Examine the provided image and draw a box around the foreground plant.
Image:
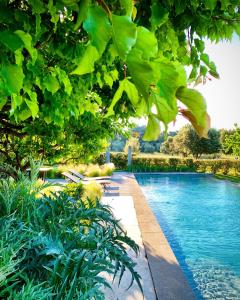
[0,170,141,299]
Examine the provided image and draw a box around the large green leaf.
[112,15,137,59]
[28,0,46,14]
[1,64,24,94]
[0,30,23,51]
[153,93,178,126]
[126,49,159,99]
[15,30,37,64]
[133,27,158,59]
[157,60,186,109]
[70,44,99,75]
[143,115,160,141]
[83,6,111,55]
[176,86,207,128]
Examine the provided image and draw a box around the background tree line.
[110,124,240,158]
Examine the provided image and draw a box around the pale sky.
[170,36,240,130]
[137,37,240,131]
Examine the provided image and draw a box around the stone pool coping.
[110,172,195,300]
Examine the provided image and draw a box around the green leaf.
[133,27,158,59]
[11,93,23,110]
[176,87,207,127]
[143,115,160,141]
[105,81,125,117]
[194,39,205,53]
[105,78,138,116]
[200,53,210,66]
[126,49,159,99]
[153,93,178,125]
[70,44,99,75]
[74,0,90,30]
[104,73,114,88]
[83,6,111,55]
[112,15,137,59]
[1,64,24,94]
[150,3,169,30]
[0,98,7,110]
[204,0,217,11]
[120,0,133,17]
[18,108,32,121]
[122,79,139,105]
[56,68,72,95]
[181,109,211,138]
[28,0,46,14]
[0,30,23,51]
[24,88,39,117]
[43,74,60,94]
[15,30,38,64]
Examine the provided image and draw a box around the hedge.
[96,153,240,176]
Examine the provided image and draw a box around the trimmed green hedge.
[97,153,240,176]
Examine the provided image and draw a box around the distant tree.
[172,125,193,157]
[141,142,155,153]
[161,136,175,155]
[170,125,221,158]
[223,125,240,157]
[110,139,126,152]
[124,136,140,154]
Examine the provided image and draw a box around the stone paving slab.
[102,196,156,300]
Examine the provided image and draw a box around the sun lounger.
[62,172,111,190]
[69,169,111,181]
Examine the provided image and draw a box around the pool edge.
[125,172,196,300]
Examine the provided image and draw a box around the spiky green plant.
[0,165,142,299]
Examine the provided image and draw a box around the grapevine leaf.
[83,6,111,55]
[15,30,38,64]
[0,30,23,51]
[70,44,99,75]
[18,108,32,121]
[112,15,137,59]
[143,115,160,141]
[1,64,24,94]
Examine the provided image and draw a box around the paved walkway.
[104,172,195,300]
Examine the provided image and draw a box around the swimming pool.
[136,173,240,300]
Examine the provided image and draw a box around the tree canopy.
[0,0,239,168]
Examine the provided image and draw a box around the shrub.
[63,182,84,199]
[0,168,142,299]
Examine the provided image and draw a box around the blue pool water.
[136,173,240,300]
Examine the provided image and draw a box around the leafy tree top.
[0,0,239,140]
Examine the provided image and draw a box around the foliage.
[162,125,221,158]
[63,181,84,199]
[124,136,140,154]
[0,168,141,299]
[1,0,239,154]
[222,124,240,157]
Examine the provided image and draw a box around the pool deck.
[106,172,196,300]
